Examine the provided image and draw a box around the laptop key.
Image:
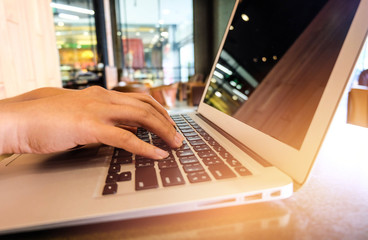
[187,172,211,183]
[208,164,236,179]
[158,159,178,169]
[188,139,206,146]
[114,149,132,158]
[176,143,191,151]
[179,155,199,164]
[136,159,155,168]
[109,164,121,173]
[111,157,132,165]
[183,163,204,173]
[183,132,198,137]
[235,166,252,176]
[219,151,233,159]
[103,183,118,195]
[160,168,185,187]
[106,173,118,183]
[193,144,211,152]
[227,158,242,167]
[118,171,132,181]
[135,167,159,190]
[202,156,223,165]
[186,135,202,141]
[197,150,217,158]
[176,149,194,157]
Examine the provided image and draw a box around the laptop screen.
[203,0,360,149]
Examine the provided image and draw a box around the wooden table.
[4,113,368,240]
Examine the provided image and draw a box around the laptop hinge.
[195,113,272,167]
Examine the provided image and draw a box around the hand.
[0,86,184,159]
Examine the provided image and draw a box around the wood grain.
[0,0,61,99]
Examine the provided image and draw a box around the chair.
[186,74,206,106]
[149,83,179,108]
[358,69,368,86]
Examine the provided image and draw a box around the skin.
[0,86,184,160]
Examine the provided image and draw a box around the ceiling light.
[213,71,224,79]
[50,3,95,15]
[215,91,222,98]
[241,14,249,22]
[216,63,233,75]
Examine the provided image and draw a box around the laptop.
[0,0,367,235]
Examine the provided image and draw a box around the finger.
[95,124,169,159]
[111,91,176,125]
[117,125,137,134]
[106,93,172,129]
[99,103,183,148]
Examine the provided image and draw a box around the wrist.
[0,103,24,154]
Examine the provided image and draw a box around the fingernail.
[155,148,169,159]
[175,132,184,147]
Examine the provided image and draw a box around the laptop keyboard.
[102,114,252,195]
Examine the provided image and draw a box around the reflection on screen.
[204,0,359,149]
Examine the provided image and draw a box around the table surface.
[5,115,368,240]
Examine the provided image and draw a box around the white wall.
[0,0,61,99]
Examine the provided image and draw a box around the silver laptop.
[1,0,367,234]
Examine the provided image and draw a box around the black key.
[114,148,132,158]
[141,137,150,143]
[189,139,206,146]
[162,154,175,161]
[187,172,211,183]
[208,164,236,179]
[179,155,199,164]
[111,157,132,165]
[158,159,178,169]
[186,135,202,141]
[197,150,217,158]
[118,171,132,181]
[109,164,121,173]
[160,168,185,187]
[235,166,252,176]
[135,167,159,190]
[135,155,148,161]
[219,151,233,159]
[212,145,225,152]
[193,144,211,152]
[183,132,198,137]
[202,157,223,166]
[103,183,117,195]
[106,173,118,183]
[180,128,195,133]
[207,140,219,146]
[136,159,155,168]
[176,149,194,157]
[227,158,242,167]
[183,163,204,173]
[176,143,191,151]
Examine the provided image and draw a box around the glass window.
[51,0,103,89]
[116,0,194,86]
